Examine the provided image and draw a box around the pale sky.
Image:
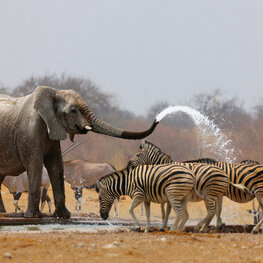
[0,0,262,115]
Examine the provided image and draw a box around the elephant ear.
[34,86,67,141]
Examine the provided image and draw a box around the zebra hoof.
[193,228,200,233]
[159,228,165,232]
[135,226,141,232]
[251,230,259,235]
[217,223,225,232]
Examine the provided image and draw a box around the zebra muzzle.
[100,210,109,220]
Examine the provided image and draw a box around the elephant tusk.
[85,125,92,131]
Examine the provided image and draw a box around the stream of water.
[156,105,236,162]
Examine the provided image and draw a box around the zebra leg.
[194,197,216,233]
[140,203,144,216]
[113,199,118,217]
[252,195,263,234]
[161,203,165,222]
[129,196,144,231]
[215,197,224,229]
[178,199,189,231]
[144,201,151,233]
[13,192,23,213]
[160,202,171,231]
[167,198,183,232]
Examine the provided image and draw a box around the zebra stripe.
[96,164,195,232]
[183,158,263,233]
[128,140,232,232]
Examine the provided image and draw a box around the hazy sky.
[0,0,262,115]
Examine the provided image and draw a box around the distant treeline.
[1,74,263,167]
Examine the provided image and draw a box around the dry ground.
[1,182,263,263]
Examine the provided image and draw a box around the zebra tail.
[230,182,254,196]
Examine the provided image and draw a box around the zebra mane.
[96,166,132,185]
[141,140,170,156]
[140,140,161,151]
[240,160,260,165]
[182,158,218,164]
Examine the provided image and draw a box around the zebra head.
[96,180,115,220]
[127,140,172,168]
[127,150,148,168]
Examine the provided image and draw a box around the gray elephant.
[0,86,159,218]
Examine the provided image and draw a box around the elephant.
[63,159,118,214]
[0,86,159,218]
[2,168,51,213]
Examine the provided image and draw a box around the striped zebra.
[183,158,263,233]
[240,161,262,224]
[128,140,248,232]
[127,141,173,220]
[96,164,195,232]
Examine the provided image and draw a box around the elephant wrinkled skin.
[0,86,159,218]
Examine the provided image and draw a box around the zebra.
[182,157,263,233]
[127,140,249,232]
[127,140,173,220]
[96,164,196,233]
[240,160,262,224]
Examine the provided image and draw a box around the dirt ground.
[1,183,263,263]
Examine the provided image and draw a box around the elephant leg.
[24,160,43,218]
[44,147,70,219]
[0,178,6,213]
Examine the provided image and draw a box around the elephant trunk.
[82,105,159,140]
[91,114,159,139]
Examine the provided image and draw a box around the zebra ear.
[96,181,103,192]
[140,140,146,149]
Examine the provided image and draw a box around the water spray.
[155,105,236,162]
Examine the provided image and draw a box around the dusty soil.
[1,182,263,263]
